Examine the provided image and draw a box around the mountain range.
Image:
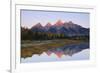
[30,20,89,36]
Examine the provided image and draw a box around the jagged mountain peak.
[35,23,42,27]
[67,21,74,24]
[31,22,43,29]
[63,21,82,29]
[45,22,52,27]
[55,19,64,26]
[30,20,89,36]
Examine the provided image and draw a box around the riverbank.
[21,39,89,58]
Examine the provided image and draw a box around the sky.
[21,10,90,28]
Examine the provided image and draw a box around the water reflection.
[45,42,89,58]
[21,42,89,63]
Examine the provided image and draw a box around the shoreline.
[21,39,89,58]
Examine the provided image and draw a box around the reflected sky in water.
[21,42,89,63]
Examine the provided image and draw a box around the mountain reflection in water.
[21,42,89,63]
[46,43,89,58]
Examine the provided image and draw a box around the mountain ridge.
[30,20,89,36]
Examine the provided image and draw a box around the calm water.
[21,42,89,63]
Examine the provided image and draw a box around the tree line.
[21,27,67,40]
[21,27,89,41]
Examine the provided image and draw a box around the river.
[21,42,89,63]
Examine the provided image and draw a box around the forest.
[21,27,89,41]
